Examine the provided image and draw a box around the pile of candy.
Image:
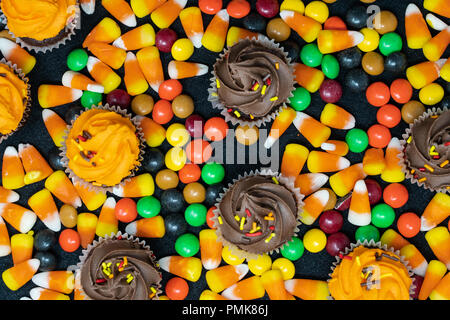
[0,0,449,301]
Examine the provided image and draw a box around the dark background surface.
[0,0,448,300]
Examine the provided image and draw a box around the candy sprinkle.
[272,177,279,184]
[265,233,275,243]
[216,79,221,88]
[269,96,278,102]
[440,160,449,168]
[424,164,434,172]
[234,110,241,118]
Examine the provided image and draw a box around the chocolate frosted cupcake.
[208,36,295,127]
[213,170,303,260]
[400,107,449,193]
[73,233,162,300]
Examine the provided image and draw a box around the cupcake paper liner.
[68,231,163,300]
[212,168,305,261]
[399,107,449,194]
[59,104,146,194]
[208,35,296,128]
[0,2,80,53]
[327,240,416,300]
[0,58,31,144]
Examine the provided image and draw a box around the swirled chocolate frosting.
[214,39,293,121]
[217,175,298,254]
[80,239,161,300]
[404,109,450,191]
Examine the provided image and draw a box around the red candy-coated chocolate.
[206,206,217,229]
[326,232,350,256]
[106,89,131,109]
[115,198,138,223]
[368,124,391,148]
[376,104,401,128]
[319,79,342,103]
[324,16,347,30]
[390,79,413,104]
[185,114,205,138]
[59,229,81,253]
[411,275,423,300]
[319,210,344,234]
[365,178,382,205]
[186,139,212,164]
[152,100,174,124]
[383,183,409,208]
[256,0,279,18]
[397,212,421,238]
[366,81,390,107]
[178,163,201,184]
[165,277,189,300]
[204,117,229,141]
[155,28,178,53]
[227,0,251,18]
[159,79,183,101]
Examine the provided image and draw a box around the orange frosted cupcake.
[63,108,141,189]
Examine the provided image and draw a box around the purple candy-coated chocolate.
[365,178,382,205]
[411,275,423,300]
[185,114,205,138]
[319,79,343,103]
[335,192,352,211]
[106,89,131,109]
[319,210,344,234]
[326,232,351,256]
[156,28,178,53]
[256,0,279,18]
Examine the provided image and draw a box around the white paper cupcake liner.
[0,58,31,144]
[399,107,449,194]
[208,35,296,128]
[212,168,305,261]
[59,104,146,193]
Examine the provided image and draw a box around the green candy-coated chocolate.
[280,237,304,261]
[355,225,380,243]
[300,43,323,67]
[345,128,369,153]
[290,87,311,111]
[379,32,402,56]
[81,91,102,109]
[137,196,161,218]
[321,54,340,79]
[67,49,89,71]
[371,203,395,228]
[175,233,200,257]
[184,203,207,227]
[201,162,225,185]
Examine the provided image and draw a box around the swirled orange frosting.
[329,247,412,300]
[1,0,77,41]
[66,109,140,187]
[0,63,28,135]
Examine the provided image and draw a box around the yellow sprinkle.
[430,152,439,156]
[218,216,223,224]
[431,115,438,118]
[356,256,361,266]
[252,83,260,91]
[234,215,240,221]
[440,160,449,168]
[418,177,427,182]
[234,110,241,118]
[150,287,156,293]
[240,216,246,230]
[265,233,275,243]
[73,139,84,151]
[249,114,254,119]
[107,262,112,267]
[272,177,279,184]
[410,169,416,174]
[108,274,114,279]
[424,164,434,172]
[123,257,128,266]
[270,96,278,102]
[264,216,274,221]
[211,92,218,97]
[261,85,267,96]
[216,79,220,88]
[430,145,436,153]
[275,62,279,70]
[407,136,412,144]
[268,212,273,217]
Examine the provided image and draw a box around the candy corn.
[405,3,432,49]
[423,26,450,61]
[300,189,330,225]
[429,272,450,300]
[158,256,202,282]
[441,58,450,82]
[317,30,364,54]
[86,56,121,94]
[425,227,450,270]
[293,112,331,148]
[425,13,448,31]
[73,180,107,211]
[423,0,450,19]
[321,140,349,156]
[87,42,127,70]
[0,186,19,203]
[261,270,295,300]
[77,212,98,249]
[83,18,121,48]
[112,173,155,198]
[0,38,36,74]
[10,232,33,265]
[363,148,386,176]
[136,46,164,93]
[226,26,258,47]
[293,63,325,93]
[348,180,371,226]
[329,163,367,197]
[419,260,447,300]
[280,10,322,43]
[380,229,410,252]
[45,171,82,208]
[18,144,53,185]
[136,116,166,147]
[124,52,149,96]
[221,276,265,300]
[80,0,96,14]
[2,258,40,291]
[102,0,137,27]
[32,271,74,295]
[113,24,156,51]
[0,217,11,257]
[62,71,104,93]
[95,197,118,237]
[180,6,204,48]
[284,279,330,300]
[307,151,350,173]
[264,107,296,149]
[294,173,329,196]
[0,203,36,233]
[38,85,83,109]
[73,270,86,300]
[42,109,67,147]
[380,137,405,183]
[29,287,70,300]
[320,103,355,130]
[205,264,249,293]
[202,9,229,53]
[199,290,228,300]
[28,189,61,232]
[281,144,309,177]
[168,61,208,79]
[406,60,446,89]
[2,146,25,190]
[400,244,428,276]
[421,193,450,231]
[199,229,222,270]
[130,0,167,18]
[151,0,187,29]
[125,216,165,238]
